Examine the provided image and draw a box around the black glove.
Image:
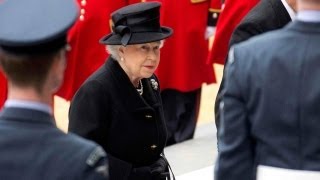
[130,157,170,180]
[130,166,152,180]
[150,157,169,180]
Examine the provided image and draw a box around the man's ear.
[49,49,66,93]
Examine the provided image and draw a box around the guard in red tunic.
[208,0,259,65]
[56,0,142,100]
[151,0,220,145]
[0,72,6,109]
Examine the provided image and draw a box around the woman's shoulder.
[86,64,110,83]
[74,68,114,101]
[81,63,116,89]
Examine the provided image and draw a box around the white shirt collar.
[4,99,52,114]
[297,11,320,22]
[281,0,296,20]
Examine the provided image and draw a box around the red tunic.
[56,0,141,100]
[0,72,7,109]
[208,0,259,65]
[209,0,222,26]
[154,0,217,92]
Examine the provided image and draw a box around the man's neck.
[282,0,296,20]
[7,86,52,106]
[298,0,320,11]
[285,0,297,12]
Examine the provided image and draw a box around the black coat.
[0,107,108,180]
[69,57,168,180]
[215,0,292,132]
[230,0,292,46]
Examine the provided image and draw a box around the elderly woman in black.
[68,2,174,180]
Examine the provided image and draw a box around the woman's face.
[119,41,161,81]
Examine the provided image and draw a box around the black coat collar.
[104,57,160,113]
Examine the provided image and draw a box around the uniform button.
[151,145,157,150]
[79,15,84,21]
[145,114,153,119]
[81,0,86,6]
[80,9,85,15]
[213,12,218,19]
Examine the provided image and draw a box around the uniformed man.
[0,0,109,179]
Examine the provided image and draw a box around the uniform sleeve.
[214,47,255,180]
[208,0,222,27]
[215,21,263,133]
[82,146,110,180]
[68,80,109,147]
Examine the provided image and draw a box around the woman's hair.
[0,49,60,93]
[106,45,121,61]
[106,40,165,61]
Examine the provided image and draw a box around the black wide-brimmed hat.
[100,2,173,46]
[0,0,79,54]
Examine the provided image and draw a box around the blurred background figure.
[214,0,296,135]
[0,73,6,109]
[215,0,320,179]
[144,0,221,146]
[0,0,108,179]
[208,0,259,66]
[56,0,141,101]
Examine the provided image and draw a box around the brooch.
[150,79,158,90]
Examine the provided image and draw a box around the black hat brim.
[99,27,173,45]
